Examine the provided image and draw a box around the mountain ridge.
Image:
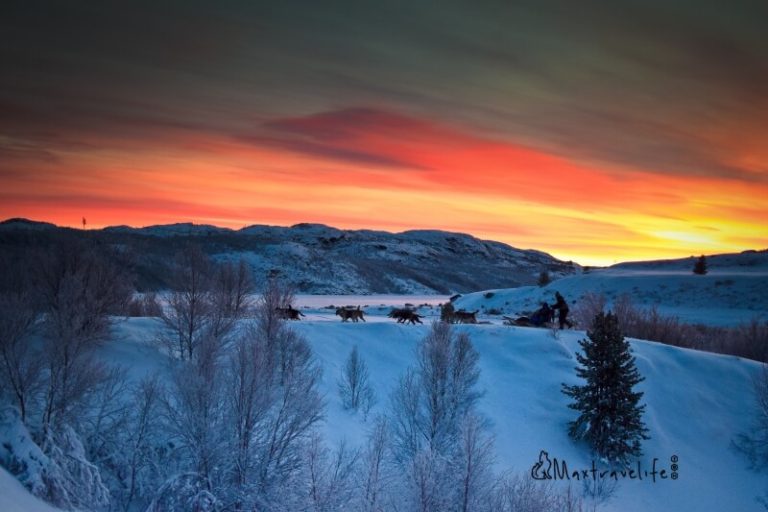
[0,218,578,294]
[3,218,764,294]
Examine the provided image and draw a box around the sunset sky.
[1,1,766,265]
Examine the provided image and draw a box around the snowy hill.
[453,250,768,327]
[0,219,579,294]
[100,315,766,511]
[0,218,58,231]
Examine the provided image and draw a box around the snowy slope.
[453,251,768,327]
[65,315,764,512]
[0,468,63,512]
[293,320,765,512]
[3,311,765,511]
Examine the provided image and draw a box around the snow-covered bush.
[0,407,110,511]
[0,407,52,499]
[0,290,41,423]
[145,473,219,512]
[45,425,110,510]
[150,281,324,510]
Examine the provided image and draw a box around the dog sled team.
[277,291,574,329]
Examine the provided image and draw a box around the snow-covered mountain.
[0,219,579,294]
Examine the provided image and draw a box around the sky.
[1,0,766,266]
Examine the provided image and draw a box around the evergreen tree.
[537,270,551,287]
[562,312,649,464]
[693,254,708,275]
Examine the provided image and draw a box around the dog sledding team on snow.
[279,291,574,328]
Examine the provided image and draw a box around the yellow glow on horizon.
[2,117,766,268]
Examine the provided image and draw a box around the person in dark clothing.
[551,292,573,329]
[529,302,552,327]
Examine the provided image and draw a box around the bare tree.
[306,434,359,512]
[161,349,226,490]
[224,331,272,507]
[388,322,488,512]
[154,281,324,510]
[159,245,213,360]
[0,290,41,422]
[357,416,393,512]
[572,292,606,330]
[159,248,256,361]
[338,345,376,415]
[407,448,451,512]
[391,322,482,461]
[390,369,423,463]
[209,259,255,343]
[417,322,481,453]
[80,366,131,467]
[34,241,132,442]
[121,375,163,512]
[453,414,495,512]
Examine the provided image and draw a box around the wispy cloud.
[1,0,766,263]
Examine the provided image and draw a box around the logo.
[530,450,679,483]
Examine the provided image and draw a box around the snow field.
[103,310,766,511]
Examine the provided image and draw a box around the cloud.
[1,0,765,184]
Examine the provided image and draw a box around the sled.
[503,315,552,328]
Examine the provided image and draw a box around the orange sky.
[2,108,765,266]
[2,2,767,266]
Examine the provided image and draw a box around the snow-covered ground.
[97,311,766,511]
[0,467,62,512]
[453,261,768,327]
[3,249,767,510]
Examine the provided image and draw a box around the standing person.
[551,291,573,329]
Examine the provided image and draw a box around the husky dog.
[454,310,478,324]
[275,306,304,320]
[388,308,423,325]
[336,306,366,322]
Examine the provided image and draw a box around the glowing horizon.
[1,2,766,267]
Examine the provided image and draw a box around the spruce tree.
[562,312,649,464]
[693,254,708,275]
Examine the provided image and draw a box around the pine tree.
[562,312,649,464]
[693,254,708,275]
[537,270,551,287]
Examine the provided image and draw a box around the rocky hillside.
[0,219,579,294]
